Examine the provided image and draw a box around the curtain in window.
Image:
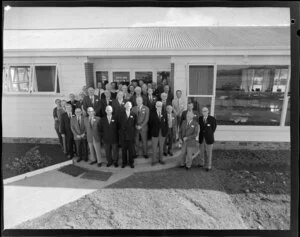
[189,66,213,95]
[261,69,272,92]
[241,69,254,92]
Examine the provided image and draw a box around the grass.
[2,143,69,179]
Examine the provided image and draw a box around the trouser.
[200,140,213,169]
[88,138,103,163]
[135,128,148,156]
[180,142,199,168]
[104,143,119,164]
[176,115,181,140]
[75,139,88,161]
[65,134,75,157]
[152,131,166,163]
[122,140,134,165]
[54,124,63,148]
[163,128,173,153]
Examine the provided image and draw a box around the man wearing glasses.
[198,107,217,171]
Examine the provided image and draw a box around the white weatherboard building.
[3,26,290,142]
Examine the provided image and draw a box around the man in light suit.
[163,105,177,156]
[84,107,103,167]
[149,101,168,166]
[119,101,137,168]
[132,96,150,159]
[198,107,217,171]
[172,90,186,140]
[70,108,88,162]
[179,112,199,170]
[60,103,76,159]
[82,87,101,117]
[99,105,120,167]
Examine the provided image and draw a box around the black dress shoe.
[186,167,191,171]
[168,152,173,156]
[114,163,119,168]
[163,152,168,156]
[133,155,137,159]
[84,159,88,162]
[122,164,126,168]
[97,163,102,167]
[89,161,97,165]
[107,162,113,167]
[144,155,149,159]
[179,165,185,168]
[159,160,165,165]
[76,158,82,162]
[206,168,212,172]
[197,164,204,168]
[130,164,134,168]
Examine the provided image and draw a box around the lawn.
[2,143,69,179]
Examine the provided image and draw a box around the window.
[215,65,288,126]
[3,65,60,94]
[113,72,130,83]
[135,71,153,83]
[189,66,214,96]
[96,71,108,84]
[157,71,170,85]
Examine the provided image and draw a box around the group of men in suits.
[54,85,217,171]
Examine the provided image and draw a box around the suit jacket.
[132,105,150,131]
[70,115,86,140]
[149,110,168,137]
[180,110,200,127]
[166,92,174,105]
[67,100,80,115]
[60,112,74,137]
[166,112,178,136]
[119,110,137,142]
[145,95,158,111]
[198,115,217,145]
[100,98,114,117]
[99,115,119,144]
[53,107,60,128]
[180,120,199,147]
[130,94,147,107]
[84,116,101,143]
[82,95,101,117]
[111,99,127,120]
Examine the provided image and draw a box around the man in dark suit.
[160,92,171,114]
[99,105,120,167]
[132,96,150,159]
[145,87,157,111]
[70,108,88,162]
[164,85,174,105]
[130,86,146,107]
[84,107,103,166]
[53,99,63,150]
[163,105,177,157]
[149,101,168,166]
[60,103,76,159]
[119,101,137,168]
[111,91,127,120]
[82,87,101,117]
[67,93,80,115]
[198,107,217,171]
[100,90,114,117]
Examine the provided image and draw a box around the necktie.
[149,95,152,102]
[177,99,180,111]
[204,117,207,123]
[158,111,161,120]
[168,114,172,128]
[90,96,94,105]
[68,113,71,119]
[108,116,111,124]
[89,117,93,127]
[78,117,81,127]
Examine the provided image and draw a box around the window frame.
[186,63,217,115]
[2,63,61,95]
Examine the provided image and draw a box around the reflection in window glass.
[215,65,288,126]
[135,72,153,83]
[113,72,130,83]
[4,66,31,92]
[188,97,211,114]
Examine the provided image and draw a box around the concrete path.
[4,147,246,229]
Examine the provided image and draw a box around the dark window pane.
[215,65,288,126]
[135,72,153,84]
[96,71,108,84]
[285,97,290,126]
[113,72,130,83]
[35,66,56,92]
[189,66,214,95]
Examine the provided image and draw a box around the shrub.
[5,146,53,175]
